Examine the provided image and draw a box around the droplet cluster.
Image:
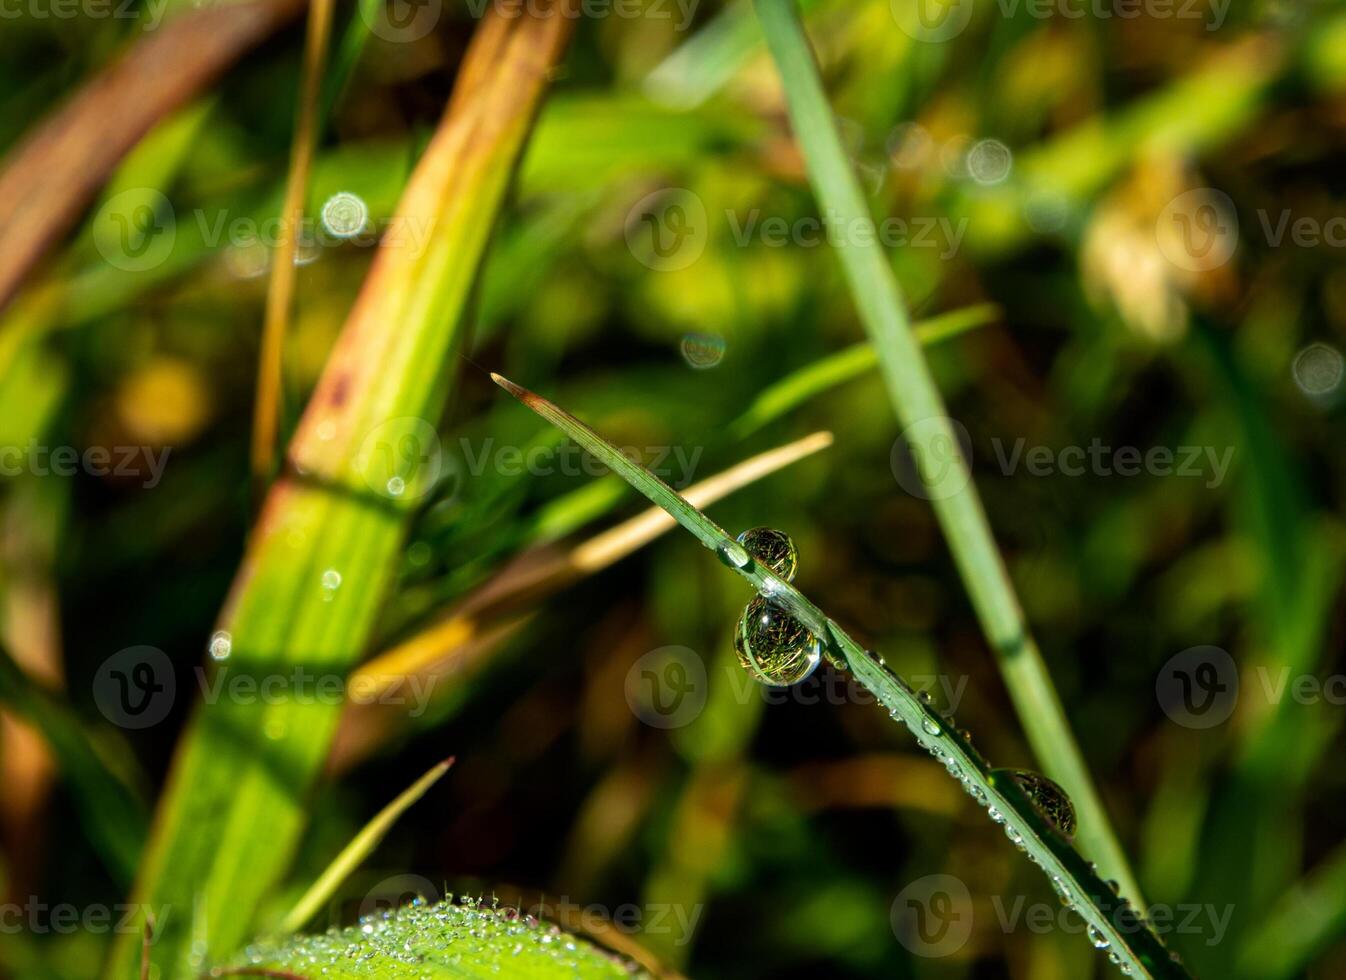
[229,895,647,979]
[732,528,823,686]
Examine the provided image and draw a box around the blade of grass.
[277,757,453,935]
[491,373,1190,980]
[105,7,577,977]
[728,303,999,438]
[254,0,337,492]
[752,0,1144,908]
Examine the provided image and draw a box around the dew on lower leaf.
[735,526,799,581]
[1088,924,1110,949]
[735,595,822,686]
[995,767,1077,839]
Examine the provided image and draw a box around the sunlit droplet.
[321,191,369,240]
[209,630,232,661]
[736,526,799,582]
[967,138,1012,185]
[735,595,821,687]
[1292,342,1344,398]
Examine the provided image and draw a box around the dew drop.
[735,595,822,687]
[921,716,942,736]
[321,191,369,239]
[995,767,1077,839]
[1088,924,1110,949]
[717,540,751,569]
[321,568,343,602]
[735,526,799,581]
[209,630,233,661]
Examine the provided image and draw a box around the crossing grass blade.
[728,304,999,437]
[277,757,454,935]
[752,0,1144,908]
[104,6,577,977]
[490,373,1193,980]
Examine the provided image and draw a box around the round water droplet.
[321,568,343,602]
[921,716,941,736]
[1088,924,1110,949]
[209,630,232,661]
[996,768,1077,838]
[717,540,751,569]
[735,595,821,687]
[736,527,799,582]
[1292,342,1344,398]
[321,191,369,239]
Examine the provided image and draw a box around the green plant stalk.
[492,374,1189,980]
[278,758,454,935]
[105,7,575,978]
[752,0,1144,908]
[729,302,999,437]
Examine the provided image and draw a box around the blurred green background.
[0,0,1344,977]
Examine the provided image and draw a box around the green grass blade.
[491,374,1191,980]
[728,303,999,438]
[278,758,454,935]
[751,0,1144,908]
[105,9,576,978]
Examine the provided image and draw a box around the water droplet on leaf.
[736,526,799,581]
[996,768,1077,838]
[735,595,821,687]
